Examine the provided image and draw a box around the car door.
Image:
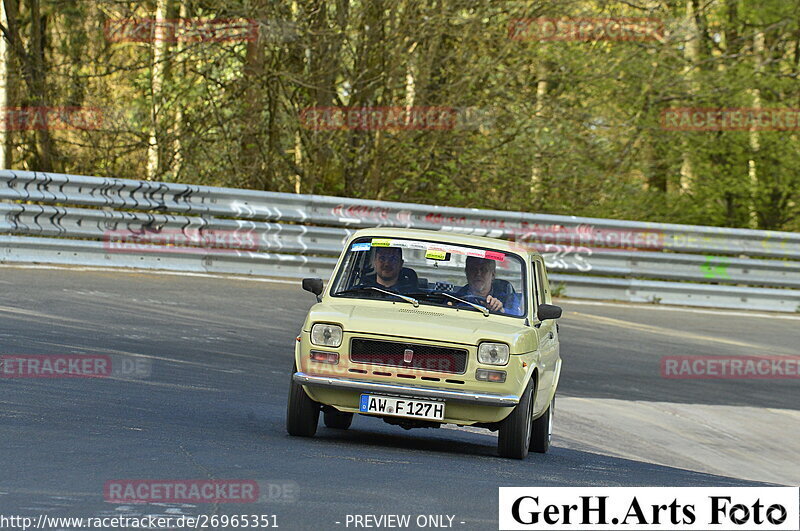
[531,255,560,412]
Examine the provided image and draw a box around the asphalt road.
[0,266,797,530]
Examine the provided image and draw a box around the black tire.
[323,409,353,430]
[530,396,553,454]
[286,365,320,437]
[497,378,535,459]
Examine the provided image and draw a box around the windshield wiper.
[407,290,489,317]
[334,286,419,307]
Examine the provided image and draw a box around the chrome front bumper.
[293,372,519,407]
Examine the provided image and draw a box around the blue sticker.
[351,242,371,252]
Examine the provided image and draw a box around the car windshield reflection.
[330,237,526,317]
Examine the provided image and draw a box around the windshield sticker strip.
[351,242,371,252]
[425,249,448,260]
[431,244,505,261]
[370,238,506,261]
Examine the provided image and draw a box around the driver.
[362,246,417,291]
[456,256,512,313]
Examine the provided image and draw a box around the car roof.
[348,227,541,259]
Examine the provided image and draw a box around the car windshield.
[330,236,527,317]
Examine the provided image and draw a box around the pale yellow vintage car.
[286,228,562,459]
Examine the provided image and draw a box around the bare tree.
[0,0,10,168]
[147,0,169,180]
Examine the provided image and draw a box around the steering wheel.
[459,292,489,306]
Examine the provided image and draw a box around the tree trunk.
[748,30,765,228]
[0,0,10,168]
[63,0,85,107]
[173,0,187,180]
[677,0,702,193]
[293,129,302,193]
[147,0,168,180]
[240,6,266,189]
[304,0,346,194]
[530,61,547,196]
[27,0,55,171]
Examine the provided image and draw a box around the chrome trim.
[293,372,519,407]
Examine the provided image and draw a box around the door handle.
[547,331,554,340]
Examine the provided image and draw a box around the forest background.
[1,0,799,231]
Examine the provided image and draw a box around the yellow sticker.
[371,238,392,247]
[425,249,448,260]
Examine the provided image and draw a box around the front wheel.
[530,396,553,453]
[286,365,320,437]
[497,378,534,459]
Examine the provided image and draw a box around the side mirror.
[537,303,562,321]
[302,278,323,302]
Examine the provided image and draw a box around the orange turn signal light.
[475,368,506,383]
[310,350,339,364]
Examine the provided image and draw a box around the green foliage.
[1,0,798,231]
[550,282,566,298]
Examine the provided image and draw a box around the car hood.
[303,299,538,352]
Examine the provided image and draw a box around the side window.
[532,257,550,305]
[530,261,542,311]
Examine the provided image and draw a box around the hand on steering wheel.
[464,293,504,313]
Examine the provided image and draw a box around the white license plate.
[359,394,445,421]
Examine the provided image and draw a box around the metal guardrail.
[4,170,800,257]
[3,202,799,289]
[2,169,799,312]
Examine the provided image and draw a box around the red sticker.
[485,251,505,261]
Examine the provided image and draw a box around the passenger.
[362,247,417,291]
[456,256,517,314]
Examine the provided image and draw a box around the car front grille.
[350,338,467,374]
